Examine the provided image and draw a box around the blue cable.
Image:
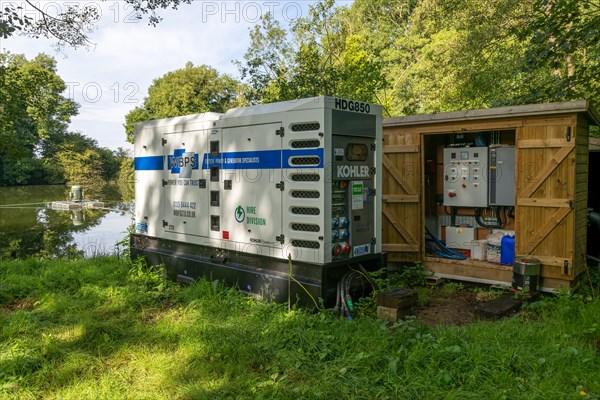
[425,227,467,260]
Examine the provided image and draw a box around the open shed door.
[515,118,577,282]
[382,128,421,262]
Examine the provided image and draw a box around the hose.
[336,270,368,319]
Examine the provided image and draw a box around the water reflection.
[0,185,133,259]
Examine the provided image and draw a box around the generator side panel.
[280,109,327,265]
[134,126,166,239]
[218,122,285,257]
[161,130,210,240]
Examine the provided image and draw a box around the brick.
[377,288,418,309]
[377,306,414,323]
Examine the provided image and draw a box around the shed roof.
[384,100,600,127]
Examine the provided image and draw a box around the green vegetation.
[4,0,600,188]
[1,257,599,399]
[0,53,132,187]
[124,63,249,143]
[235,0,600,131]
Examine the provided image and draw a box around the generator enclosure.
[131,97,385,305]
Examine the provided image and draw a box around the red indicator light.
[223,231,229,240]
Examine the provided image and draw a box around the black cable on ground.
[357,263,379,291]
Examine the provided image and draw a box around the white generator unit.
[131,96,386,305]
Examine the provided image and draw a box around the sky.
[0,0,341,151]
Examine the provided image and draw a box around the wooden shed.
[382,100,600,291]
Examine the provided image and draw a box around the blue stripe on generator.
[203,148,324,170]
[135,148,324,171]
[203,149,282,170]
[134,156,164,170]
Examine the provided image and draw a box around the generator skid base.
[131,234,386,307]
[132,96,384,308]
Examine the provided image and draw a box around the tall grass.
[1,257,599,399]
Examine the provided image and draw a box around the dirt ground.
[412,284,517,327]
[415,290,479,326]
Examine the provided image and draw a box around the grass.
[0,257,599,399]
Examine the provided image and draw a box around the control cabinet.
[489,146,515,206]
[443,147,488,207]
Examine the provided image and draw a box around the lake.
[0,185,133,259]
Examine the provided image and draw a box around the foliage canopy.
[124,63,248,143]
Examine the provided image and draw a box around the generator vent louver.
[291,140,320,148]
[291,240,320,249]
[290,174,320,182]
[290,122,320,132]
[291,223,320,232]
[290,190,320,199]
[290,156,320,166]
[291,207,320,215]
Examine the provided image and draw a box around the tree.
[381,0,536,115]
[124,63,248,143]
[53,148,104,186]
[41,132,123,185]
[0,53,78,185]
[518,0,600,106]
[235,13,292,104]
[0,0,193,49]
[235,1,388,107]
[0,53,78,157]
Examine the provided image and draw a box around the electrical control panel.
[488,146,515,206]
[443,147,488,207]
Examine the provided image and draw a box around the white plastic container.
[471,239,487,261]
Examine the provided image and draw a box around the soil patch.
[415,290,479,327]
[1,298,35,313]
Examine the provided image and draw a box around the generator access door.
[162,130,209,238]
[220,123,283,248]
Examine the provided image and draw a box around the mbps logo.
[168,149,199,178]
[337,165,370,178]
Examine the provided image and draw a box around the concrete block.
[377,305,413,323]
